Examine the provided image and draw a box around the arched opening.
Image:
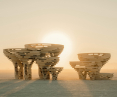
[31,61,39,79]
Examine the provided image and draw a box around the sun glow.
[41,31,72,59]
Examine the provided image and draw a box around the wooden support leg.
[88,71,99,80]
[51,73,58,80]
[38,67,43,79]
[28,65,32,80]
[16,60,23,79]
[19,65,23,79]
[47,67,63,80]
[77,69,87,80]
[14,63,19,79]
[24,63,28,80]
[20,59,34,80]
[36,60,50,80]
[46,72,50,79]
[23,63,33,80]
[41,67,50,79]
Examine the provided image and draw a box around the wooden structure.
[70,53,113,80]
[3,43,64,80]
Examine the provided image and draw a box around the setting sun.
[41,31,72,58]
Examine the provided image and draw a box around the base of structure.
[47,67,63,80]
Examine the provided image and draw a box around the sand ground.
[0,69,117,97]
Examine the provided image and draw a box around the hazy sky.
[0,0,117,70]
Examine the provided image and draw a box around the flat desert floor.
[0,69,117,97]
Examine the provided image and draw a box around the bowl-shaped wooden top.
[25,43,64,56]
[78,53,111,62]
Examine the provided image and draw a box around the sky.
[0,0,117,70]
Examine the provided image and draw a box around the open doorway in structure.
[31,61,39,80]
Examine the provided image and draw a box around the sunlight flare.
[41,31,72,58]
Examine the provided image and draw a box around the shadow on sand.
[0,79,73,97]
[0,79,117,97]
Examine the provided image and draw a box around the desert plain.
[0,69,117,97]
